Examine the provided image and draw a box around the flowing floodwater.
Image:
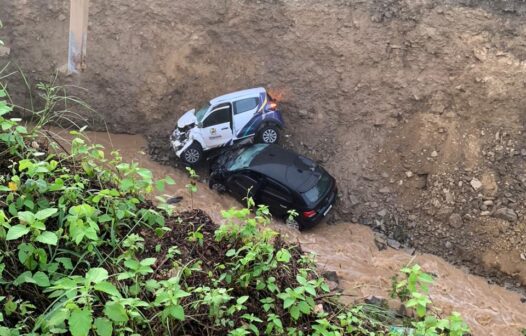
[49,129,526,336]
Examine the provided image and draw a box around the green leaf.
[237,296,249,305]
[276,249,291,262]
[47,308,70,327]
[35,231,58,245]
[104,301,128,322]
[93,317,113,336]
[140,257,156,266]
[57,257,73,270]
[14,271,33,286]
[290,306,300,320]
[35,208,58,220]
[69,309,92,336]
[167,305,185,321]
[94,281,121,298]
[136,168,153,180]
[17,211,35,224]
[33,271,50,287]
[283,297,295,309]
[86,268,109,283]
[18,159,33,172]
[6,224,30,240]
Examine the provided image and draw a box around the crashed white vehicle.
[170,87,285,165]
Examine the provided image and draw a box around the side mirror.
[197,122,203,128]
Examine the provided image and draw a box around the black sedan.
[208,144,337,230]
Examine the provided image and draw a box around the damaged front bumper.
[170,129,192,158]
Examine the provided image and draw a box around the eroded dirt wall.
[1,0,526,292]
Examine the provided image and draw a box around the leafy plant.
[185,167,198,209]
[0,68,470,335]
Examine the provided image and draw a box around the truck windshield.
[225,144,268,171]
[195,103,211,122]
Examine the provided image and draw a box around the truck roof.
[210,87,266,105]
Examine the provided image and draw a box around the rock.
[322,271,339,283]
[470,178,482,191]
[0,46,10,57]
[405,171,413,178]
[379,187,391,194]
[362,174,376,181]
[436,206,454,220]
[364,295,387,307]
[403,247,416,255]
[520,253,526,261]
[480,172,498,197]
[448,213,463,228]
[445,241,452,249]
[387,239,401,250]
[58,13,67,21]
[521,149,526,157]
[494,207,518,222]
[444,190,454,204]
[377,209,388,217]
[483,200,494,206]
[349,194,360,206]
[374,234,387,250]
[167,196,183,204]
[430,150,438,157]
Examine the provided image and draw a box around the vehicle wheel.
[257,125,280,144]
[285,217,300,231]
[181,142,203,165]
[210,181,227,193]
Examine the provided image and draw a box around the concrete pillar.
[67,0,89,73]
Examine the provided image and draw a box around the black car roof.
[247,145,322,193]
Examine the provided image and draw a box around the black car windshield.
[225,144,268,171]
[194,102,211,122]
[302,173,331,204]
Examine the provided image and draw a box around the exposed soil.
[1,0,526,300]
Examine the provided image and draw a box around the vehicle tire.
[257,125,280,144]
[209,178,227,193]
[181,142,203,166]
[285,217,301,231]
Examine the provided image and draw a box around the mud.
[2,0,526,305]
[52,129,526,335]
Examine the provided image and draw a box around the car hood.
[177,109,197,128]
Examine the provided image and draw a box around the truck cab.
[170,87,284,165]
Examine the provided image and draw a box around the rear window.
[234,97,259,115]
[302,173,331,204]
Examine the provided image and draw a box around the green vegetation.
[0,30,469,335]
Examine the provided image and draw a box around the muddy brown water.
[48,129,526,336]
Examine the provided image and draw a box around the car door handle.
[221,127,229,130]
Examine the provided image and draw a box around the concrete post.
[67,0,89,73]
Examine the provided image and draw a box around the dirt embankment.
[1,0,526,292]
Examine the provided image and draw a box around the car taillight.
[303,210,317,218]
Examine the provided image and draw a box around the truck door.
[232,97,260,139]
[201,103,233,149]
